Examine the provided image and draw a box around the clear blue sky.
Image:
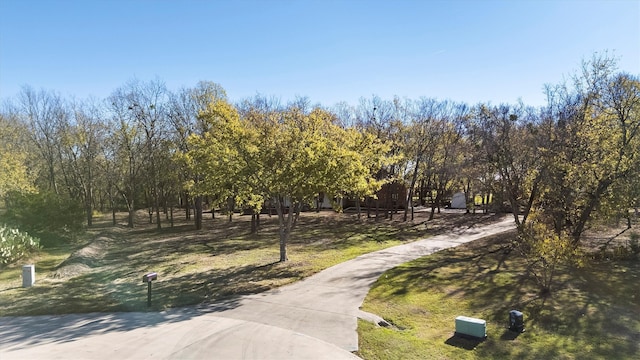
[1,0,638,108]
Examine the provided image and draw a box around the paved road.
[0,216,515,359]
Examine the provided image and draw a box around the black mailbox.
[143,272,157,282]
[142,272,158,307]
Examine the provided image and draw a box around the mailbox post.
[142,272,157,307]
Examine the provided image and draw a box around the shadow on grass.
[499,329,523,340]
[0,260,305,349]
[1,258,303,313]
[367,227,640,359]
[444,334,485,350]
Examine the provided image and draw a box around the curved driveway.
[0,216,515,359]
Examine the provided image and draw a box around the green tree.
[168,81,227,229]
[188,99,388,262]
[0,114,33,197]
[183,97,247,225]
[542,55,640,243]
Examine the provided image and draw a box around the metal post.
[147,281,152,307]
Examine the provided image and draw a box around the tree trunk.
[429,192,442,221]
[356,198,361,220]
[571,178,613,243]
[195,195,203,230]
[154,189,161,229]
[126,190,135,228]
[251,212,257,233]
[464,180,471,214]
[293,202,301,228]
[85,201,93,227]
[404,161,420,222]
[275,197,290,262]
[227,196,234,223]
[111,202,116,226]
[429,201,436,221]
[184,193,191,220]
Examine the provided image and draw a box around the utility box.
[455,316,486,339]
[509,310,525,332]
[22,265,35,287]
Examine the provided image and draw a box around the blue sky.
[1,0,638,108]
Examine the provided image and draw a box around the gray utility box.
[22,265,35,287]
[455,316,487,339]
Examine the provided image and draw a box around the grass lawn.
[0,208,476,316]
[356,231,640,360]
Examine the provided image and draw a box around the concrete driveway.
[0,216,515,359]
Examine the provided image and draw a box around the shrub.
[1,190,84,244]
[515,214,583,295]
[0,224,40,265]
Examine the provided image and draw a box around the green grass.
[0,209,461,316]
[356,231,640,360]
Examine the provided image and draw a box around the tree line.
[1,54,638,264]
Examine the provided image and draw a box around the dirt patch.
[53,236,112,279]
[582,222,640,250]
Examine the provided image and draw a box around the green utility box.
[455,316,487,339]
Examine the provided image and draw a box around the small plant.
[0,224,40,265]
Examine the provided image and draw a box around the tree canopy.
[1,53,637,265]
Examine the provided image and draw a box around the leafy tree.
[189,99,388,261]
[514,211,582,295]
[0,113,34,197]
[542,55,640,243]
[183,97,247,225]
[168,81,227,229]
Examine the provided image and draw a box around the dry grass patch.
[0,209,499,316]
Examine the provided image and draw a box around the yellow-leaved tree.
[187,98,389,262]
[0,114,34,198]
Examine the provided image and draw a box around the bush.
[0,224,40,265]
[515,214,583,295]
[1,191,84,244]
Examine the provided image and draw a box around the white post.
[22,265,35,287]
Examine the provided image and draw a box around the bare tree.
[16,86,67,193]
